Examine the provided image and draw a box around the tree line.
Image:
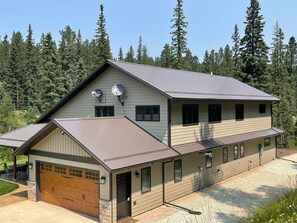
[0,0,296,146]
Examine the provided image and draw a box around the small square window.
[259,104,266,114]
[141,167,151,193]
[235,104,244,121]
[174,160,182,182]
[136,106,160,121]
[264,138,271,147]
[234,145,238,160]
[223,147,228,163]
[208,104,222,123]
[182,104,199,126]
[240,143,244,158]
[206,152,212,168]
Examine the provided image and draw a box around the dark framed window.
[136,105,160,121]
[259,104,266,114]
[264,137,271,147]
[95,106,114,117]
[240,143,244,158]
[208,104,222,123]
[206,152,212,168]
[174,159,182,182]
[235,104,244,121]
[182,104,199,126]
[223,147,228,163]
[141,167,151,193]
[234,145,238,160]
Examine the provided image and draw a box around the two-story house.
[0,60,283,222]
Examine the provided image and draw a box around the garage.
[39,162,99,218]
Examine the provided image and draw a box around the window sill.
[182,123,199,127]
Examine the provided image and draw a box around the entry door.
[116,172,131,220]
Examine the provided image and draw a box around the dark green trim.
[30,150,99,165]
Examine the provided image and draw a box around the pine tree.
[118,48,124,61]
[136,36,143,64]
[39,33,61,112]
[0,35,10,85]
[95,4,112,64]
[287,37,297,75]
[142,45,154,65]
[170,0,188,69]
[240,0,268,90]
[8,31,26,110]
[24,24,38,107]
[158,43,172,68]
[125,46,135,63]
[75,30,87,83]
[270,23,296,146]
[220,45,233,76]
[231,24,242,79]
[183,49,200,71]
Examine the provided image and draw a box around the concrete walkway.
[0,180,28,208]
[135,154,297,223]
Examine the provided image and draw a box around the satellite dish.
[112,84,125,96]
[91,89,103,98]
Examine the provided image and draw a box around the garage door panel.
[39,162,99,218]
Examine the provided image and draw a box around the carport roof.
[173,127,284,155]
[0,124,47,148]
[13,117,178,171]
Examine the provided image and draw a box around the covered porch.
[0,124,46,180]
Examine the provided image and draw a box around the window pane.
[234,145,238,160]
[182,104,199,125]
[95,106,114,117]
[141,167,151,193]
[223,147,228,163]
[206,152,212,168]
[152,106,160,121]
[136,106,143,121]
[144,107,152,121]
[209,104,222,123]
[264,138,271,147]
[235,104,244,121]
[136,106,160,121]
[240,143,244,158]
[259,104,266,113]
[174,160,182,182]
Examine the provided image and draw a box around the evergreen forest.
[0,0,296,154]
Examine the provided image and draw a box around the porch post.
[13,148,17,180]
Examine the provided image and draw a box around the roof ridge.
[107,59,223,78]
[54,116,125,122]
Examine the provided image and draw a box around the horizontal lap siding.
[111,163,163,222]
[32,128,91,157]
[165,138,276,202]
[51,67,168,144]
[171,101,271,146]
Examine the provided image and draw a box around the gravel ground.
[153,154,297,223]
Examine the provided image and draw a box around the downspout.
[167,99,172,147]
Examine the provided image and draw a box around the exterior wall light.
[28,163,33,169]
[100,176,106,184]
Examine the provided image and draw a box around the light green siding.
[171,101,271,146]
[51,67,168,144]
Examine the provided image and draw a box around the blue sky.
[0,0,296,60]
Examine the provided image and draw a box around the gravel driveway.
[135,154,297,223]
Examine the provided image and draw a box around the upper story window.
[95,106,114,117]
[259,104,266,114]
[136,105,160,121]
[208,104,222,123]
[141,167,151,193]
[174,159,182,182]
[182,104,199,126]
[235,104,244,121]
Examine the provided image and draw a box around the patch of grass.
[244,188,297,223]
[0,156,28,172]
[289,137,297,150]
[0,180,19,196]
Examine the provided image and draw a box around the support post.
[13,155,17,180]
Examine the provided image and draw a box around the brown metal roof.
[15,117,178,171]
[37,60,278,123]
[0,124,47,148]
[173,128,283,155]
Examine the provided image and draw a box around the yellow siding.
[32,128,91,157]
[171,101,271,145]
[51,67,168,144]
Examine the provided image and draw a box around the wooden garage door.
[40,163,99,218]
